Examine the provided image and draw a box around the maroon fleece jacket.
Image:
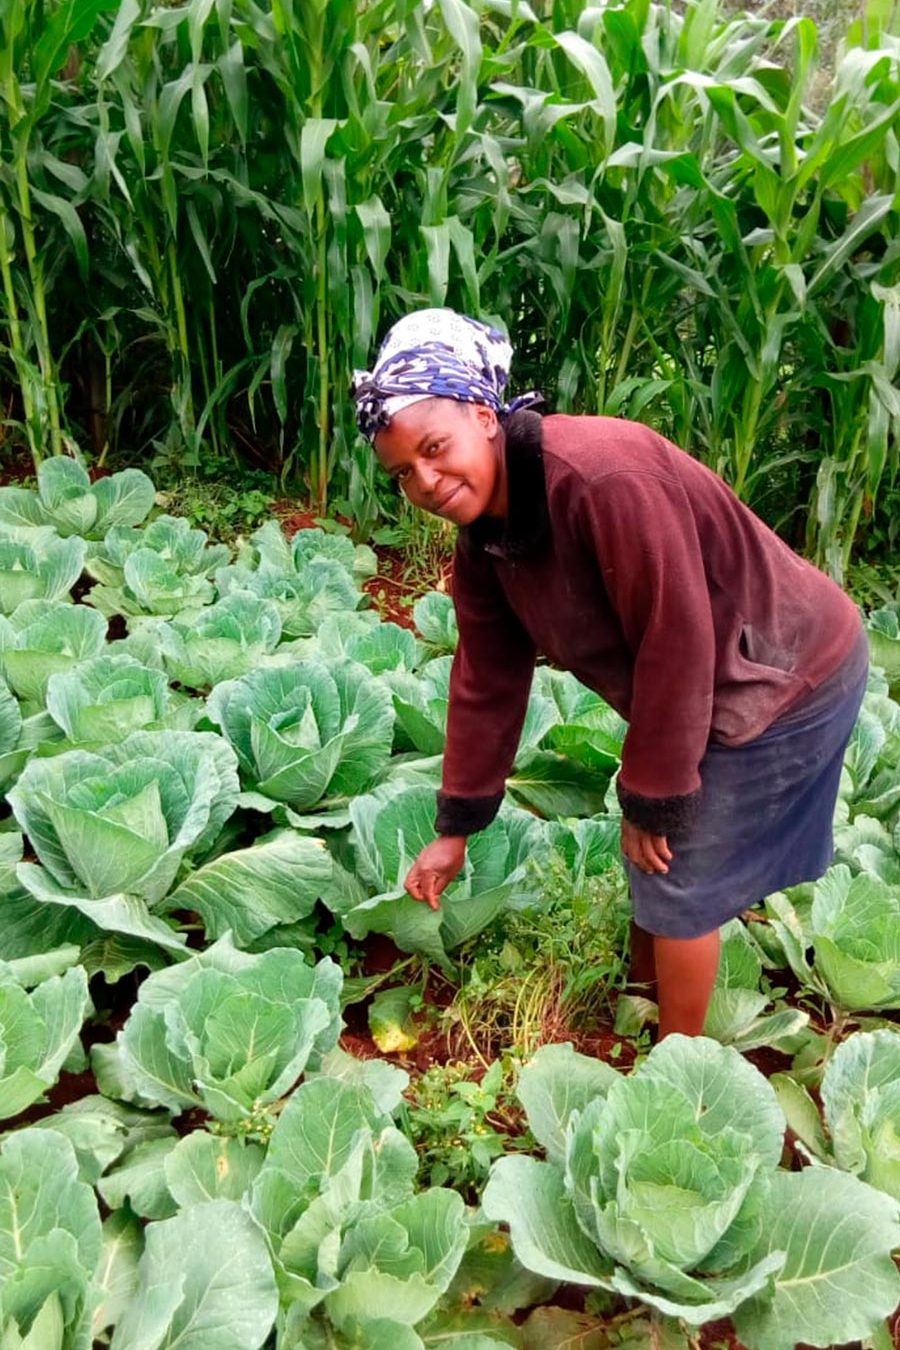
[435,411,862,838]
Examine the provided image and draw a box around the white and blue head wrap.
[351,308,542,441]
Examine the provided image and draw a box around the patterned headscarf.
[351,308,542,441]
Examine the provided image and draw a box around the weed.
[399,1055,533,1197]
[446,852,632,1062]
[151,459,276,543]
[372,500,455,586]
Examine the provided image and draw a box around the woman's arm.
[437,532,538,833]
[405,532,537,906]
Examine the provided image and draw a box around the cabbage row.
[0,460,897,1349]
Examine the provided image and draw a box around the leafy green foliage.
[102,934,342,1124]
[868,602,900,695]
[400,1059,533,1195]
[150,592,283,691]
[0,461,154,540]
[0,1130,102,1347]
[2,0,897,560]
[767,866,900,1011]
[484,1036,900,1346]
[413,591,458,658]
[0,533,85,614]
[0,962,91,1120]
[0,600,107,705]
[110,1200,278,1350]
[338,784,546,967]
[0,467,895,1347]
[773,1028,900,1203]
[208,658,394,810]
[45,654,197,743]
[702,920,809,1052]
[7,730,240,958]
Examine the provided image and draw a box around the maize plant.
[0,0,895,567]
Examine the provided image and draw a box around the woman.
[352,309,867,1039]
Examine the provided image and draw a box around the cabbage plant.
[0,530,86,613]
[335,783,546,966]
[102,934,342,1121]
[45,653,198,742]
[159,827,362,949]
[0,961,91,1119]
[307,610,419,674]
[0,458,154,538]
[773,1029,900,1206]
[484,1037,900,1348]
[702,919,809,1052]
[110,1199,278,1350]
[84,513,231,588]
[0,1129,102,1346]
[0,674,61,791]
[88,546,216,620]
[767,865,900,1011]
[867,602,900,693]
[151,590,282,689]
[207,659,394,810]
[240,520,376,581]
[246,1071,469,1345]
[216,556,364,638]
[413,590,457,657]
[384,661,617,816]
[0,599,107,704]
[8,730,240,954]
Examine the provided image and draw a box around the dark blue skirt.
[627,624,869,938]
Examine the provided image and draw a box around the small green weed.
[447,852,632,1061]
[372,500,454,583]
[151,457,276,543]
[399,1056,532,1197]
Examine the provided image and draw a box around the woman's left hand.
[621,820,672,874]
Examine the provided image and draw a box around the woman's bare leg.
[628,920,657,992]
[653,930,720,1039]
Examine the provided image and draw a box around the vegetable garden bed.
[0,460,897,1350]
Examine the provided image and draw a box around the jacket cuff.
[616,782,701,835]
[436,791,504,836]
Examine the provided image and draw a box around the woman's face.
[373,398,505,525]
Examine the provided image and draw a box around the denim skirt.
[627,624,869,938]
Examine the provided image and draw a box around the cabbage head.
[8,730,239,950]
[0,675,61,792]
[85,513,231,588]
[867,602,900,694]
[46,653,198,742]
[335,783,546,966]
[306,610,419,674]
[153,590,282,689]
[216,557,363,638]
[108,933,342,1120]
[245,1069,468,1343]
[207,659,394,809]
[779,1029,900,1202]
[821,1029,900,1201]
[242,521,376,581]
[413,590,457,656]
[0,457,154,538]
[88,546,216,620]
[767,865,900,1011]
[0,531,86,613]
[0,599,107,705]
[484,1037,900,1346]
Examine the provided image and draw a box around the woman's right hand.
[405,836,467,911]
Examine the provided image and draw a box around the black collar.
[464,409,550,560]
